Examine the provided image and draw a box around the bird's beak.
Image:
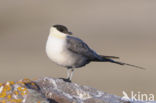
[68,31,72,35]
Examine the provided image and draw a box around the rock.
[0,77,155,103]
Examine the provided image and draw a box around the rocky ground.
[0,77,154,103]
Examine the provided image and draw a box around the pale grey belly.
[68,51,89,68]
[46,46,89,68]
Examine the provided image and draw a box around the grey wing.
[66,36,102,61]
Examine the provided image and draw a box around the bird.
[46,24,145,82]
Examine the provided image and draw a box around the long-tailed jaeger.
[46,24,145,82]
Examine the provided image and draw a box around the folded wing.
[66,36,102,61]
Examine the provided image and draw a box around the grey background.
[0,0,155,96]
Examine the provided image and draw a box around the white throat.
[49,27,67,38]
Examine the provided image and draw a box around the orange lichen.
[22,78,31,84]
[0,100,6,103]
[0,79,33,103]
[9,81,15,85]
[0,83,2,87]
[31,82,35,86]
[17,81,24,85]
[7,94,11,99]
[13,91,19,95]
[4,85,11,91]
[0,91,6,98]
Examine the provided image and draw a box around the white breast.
[46,35,75,67]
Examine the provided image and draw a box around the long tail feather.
[94,55,146,70]
[100,55,119,59]
[107,59,146,70]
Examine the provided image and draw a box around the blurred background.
[0,0,156,96]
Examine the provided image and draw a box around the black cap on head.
[53,24,72,35]
[53,24,71,34]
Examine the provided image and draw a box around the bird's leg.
[67,69,71,79]
[62,68,74,82]
[59,68,74,82]
[67,69,74,81]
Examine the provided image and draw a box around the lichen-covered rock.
[0,78,49,103]
[0,77,154,103]
[36,77,127,103]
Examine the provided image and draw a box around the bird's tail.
[100,55,120,59]
[96,55,145,70]
[106,59,145,70]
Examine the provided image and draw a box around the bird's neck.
[50,30,66,39]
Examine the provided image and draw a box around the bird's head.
[50,24,72,35]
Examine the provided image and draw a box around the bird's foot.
[59,78,71,83]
